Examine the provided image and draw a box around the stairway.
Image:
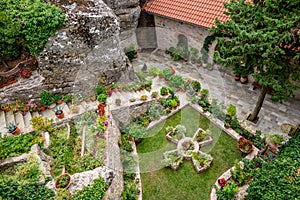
[0,101,98,137]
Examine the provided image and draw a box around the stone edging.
[131,141,143,200]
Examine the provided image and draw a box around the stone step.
[61,103,70,118]
[5,112,15,127]
[0,111,7,136]
[87,101,98,110]
[32,111,40,118]
[14,112,25,132]
[41,109,55,120]
[24,112,32,126]
[80,101,88,111]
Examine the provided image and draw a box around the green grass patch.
[137,106,243,200]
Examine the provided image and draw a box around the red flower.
[20,68,32,78]
[218,178,227,187]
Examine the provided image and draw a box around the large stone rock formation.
[0,0,135,103]
[103,0,141,47]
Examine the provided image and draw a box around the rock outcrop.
[1,0,136,102]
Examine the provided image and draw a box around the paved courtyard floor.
[131,49,300,135]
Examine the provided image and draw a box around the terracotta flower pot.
[2,107,10,112]
[234,76,240,81]
[39,106,47,111]
[55,173,72,189]
[56,111,64,119]
[10,127,20,135]
[57,100,63,105]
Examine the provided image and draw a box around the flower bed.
[193,128,213,147]
[192,151,213,173]
[178,137,199,160]
[165,125,186,144]
[163,150,184,171]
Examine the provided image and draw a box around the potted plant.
[40,91,53,108]
[160,87,169,96]
[55,173,71,189]
[53,94,63,104]
[151,91,158,99]
[0,104,10,112]
[238,137,253,154]
[266,134,284,149]
[55,106,64,119]
[63,95,72,103]
[233,71,241,81]
[19,68,32,78]
[6,122,20,135]
[140,95,148,101]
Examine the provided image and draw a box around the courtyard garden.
[137,106,243,200]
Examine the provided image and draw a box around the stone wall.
[103,0,141,49]
[154,16,216,60]
[0,0,135,103]
[111,100,155,126]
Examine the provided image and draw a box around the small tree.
[0,0,65,62]
[211,0,300,122]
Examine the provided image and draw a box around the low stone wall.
[0,144,52,185]
[111,99,156,126]
[46,166,115,195]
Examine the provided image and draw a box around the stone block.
[14,112,25,132]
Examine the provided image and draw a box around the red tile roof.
[142,0,230,28]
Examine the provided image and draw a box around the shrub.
[162,68,173,81]
[168,75,184,89]
[31,115,53,133]
[160,87,168,96]
[148,66,161,76]
[216,181,239,200]
[122,173,140,200]
[73,178,108,200]
[247,133,300,199]
[0,133,43,159]
[227,104,237,117]
[40,91,53,107]
[129,124,147,139]
[97,94,107,104]
[191,81,201,92]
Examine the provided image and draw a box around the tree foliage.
[0,0,66,58]
[211,0,300,103]
[247,132,300,199]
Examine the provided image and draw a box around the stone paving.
[131,49,300,135]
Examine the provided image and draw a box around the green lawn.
[137,106,243,200]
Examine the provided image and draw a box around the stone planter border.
[192,128,213,147]
[192,151,214,173]
[163,150,184,171]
